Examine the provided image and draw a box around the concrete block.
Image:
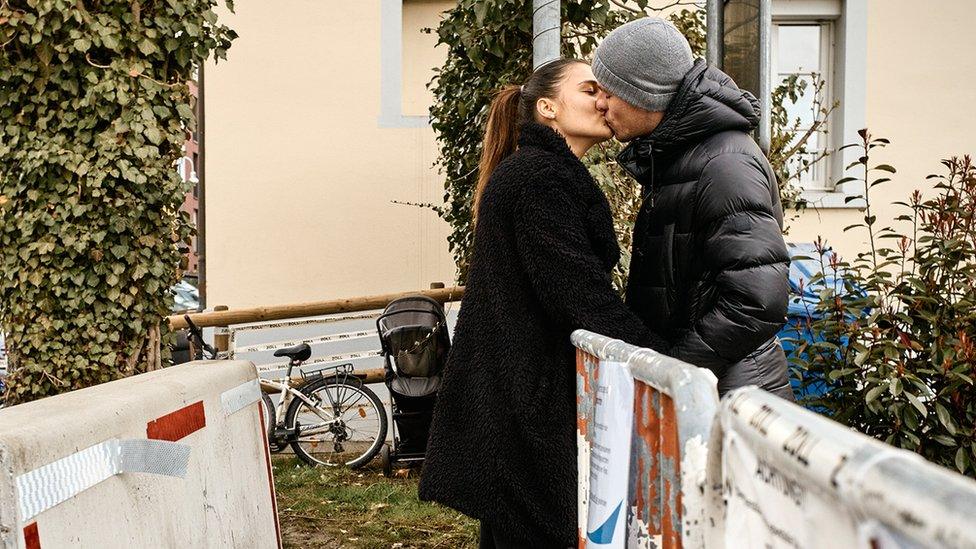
[0,360,280,548]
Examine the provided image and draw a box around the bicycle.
[183,316,388,468]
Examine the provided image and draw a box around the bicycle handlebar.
[184,315,218,360]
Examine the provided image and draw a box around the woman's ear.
[535,97,558,121]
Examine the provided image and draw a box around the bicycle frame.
[259,362,361,434]
[260,377,337,432]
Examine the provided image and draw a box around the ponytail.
[473,85,521,221]
[472,58,583,223]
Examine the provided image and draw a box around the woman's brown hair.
[473,58,583,220]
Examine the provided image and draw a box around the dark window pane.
[723,0,761,98]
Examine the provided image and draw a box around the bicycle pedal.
[269,441,287,453]
[273,425,300,440]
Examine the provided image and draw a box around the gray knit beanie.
[592,17,694,112]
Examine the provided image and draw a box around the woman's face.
[542,63,613,144]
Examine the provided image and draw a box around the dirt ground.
[280,517,344,549]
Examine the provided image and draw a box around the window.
[773,0,867,208]
[773,22,833,190]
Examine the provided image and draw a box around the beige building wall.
[204,0,456,308]
[782,0,976,258]
[203,0,975,309]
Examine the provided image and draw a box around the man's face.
[595,88,665,142]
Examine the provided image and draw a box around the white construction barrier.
[576,329,976,549]
[574,330,719,548]
[705,387,976,549]
[0,360,280,549]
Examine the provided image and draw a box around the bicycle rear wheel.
[285,376,387,468]
[260,392,275,437]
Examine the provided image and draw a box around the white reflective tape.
[221,379,261,416]
[16,438,191,521]
[234,330,377,354]
[256,350,382,373]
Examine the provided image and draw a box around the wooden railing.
[167,286,464,332]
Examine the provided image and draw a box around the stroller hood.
[377,295,451,380]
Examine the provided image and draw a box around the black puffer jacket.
[419,123,667,546]
[619,59,793,399]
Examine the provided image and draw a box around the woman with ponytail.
[419,59,668,548]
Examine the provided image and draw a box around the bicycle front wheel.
[285,376,387,468]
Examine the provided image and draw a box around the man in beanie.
[593,17,794,400]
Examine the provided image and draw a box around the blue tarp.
[778,242,856,402]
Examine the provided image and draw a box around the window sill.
[799,189,866,210]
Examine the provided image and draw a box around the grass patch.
[273,456,478,548]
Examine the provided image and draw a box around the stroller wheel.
[380,444,393,478]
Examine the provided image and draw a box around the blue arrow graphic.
[587,501,623,544]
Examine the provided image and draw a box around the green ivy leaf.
[72,37,91,52]
[145,126,163,145]
[138,38,158,55]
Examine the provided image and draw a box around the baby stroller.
[375,295,451,476]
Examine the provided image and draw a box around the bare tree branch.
[85,52,111,69]
[609,0,642,14]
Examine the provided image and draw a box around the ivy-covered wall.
[0,0,235,403]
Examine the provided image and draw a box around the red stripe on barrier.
[147,401,206,441]
[24,522,40,549]
[258,400,283,549]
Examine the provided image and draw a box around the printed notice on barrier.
[585,360,634,548]
[722,430,862,548]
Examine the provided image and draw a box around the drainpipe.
[757,0,772,155]
[706,0,725,68]
[533,0,560,70]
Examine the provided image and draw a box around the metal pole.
[758,0,771,154]
[213,304,229,354]
[532,0,560,70]
[196,63,207,311]
[706,0,725,68]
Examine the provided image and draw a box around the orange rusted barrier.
[574,330,719,548]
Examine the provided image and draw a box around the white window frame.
[773,0,867,208]
[378,0,430,128]
[377,0,430,128]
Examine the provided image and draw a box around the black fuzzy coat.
[418,123,666,545]
[618,59,793,398]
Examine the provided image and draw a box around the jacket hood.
[620,59,760,163]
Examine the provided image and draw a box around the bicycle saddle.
[273,343,312,362]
